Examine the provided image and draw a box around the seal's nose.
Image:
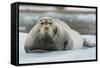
[44,27,49,30]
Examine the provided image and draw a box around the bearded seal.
[24,16,95,53]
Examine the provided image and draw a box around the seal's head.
[38,17,55,36]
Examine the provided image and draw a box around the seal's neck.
[41,33,52,44]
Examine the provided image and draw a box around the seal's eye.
[49,22,52,25]
[41,22,44,25]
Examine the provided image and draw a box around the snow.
[19,32,96,64]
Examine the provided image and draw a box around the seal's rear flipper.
[83,38,96,47]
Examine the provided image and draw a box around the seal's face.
[38,17,54,35]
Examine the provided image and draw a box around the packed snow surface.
[19,32,96,64]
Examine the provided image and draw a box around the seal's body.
[24,17,95,53]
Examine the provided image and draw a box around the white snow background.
[19,32,96,64]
